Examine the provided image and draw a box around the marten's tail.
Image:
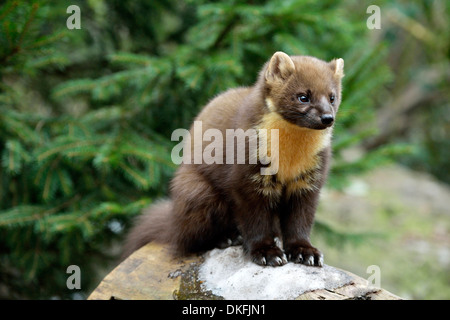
[122,199,173,259]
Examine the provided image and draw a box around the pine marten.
[123,51,344,267]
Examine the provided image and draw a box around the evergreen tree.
[0,0,408,298]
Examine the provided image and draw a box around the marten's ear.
[330,58,345,78]
[265,51,295,83]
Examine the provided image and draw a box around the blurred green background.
[0,0,448,299]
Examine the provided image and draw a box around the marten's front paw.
[285,243,324,267]
[250,244,287,267]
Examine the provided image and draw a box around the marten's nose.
[321,114,334,125]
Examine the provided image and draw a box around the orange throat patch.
[257,106,331,184]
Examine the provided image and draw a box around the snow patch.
[198,246,353,300]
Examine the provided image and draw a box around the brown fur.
[123,52,344,266]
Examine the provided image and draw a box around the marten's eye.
[298,95,309,103]
[330,94,335,104]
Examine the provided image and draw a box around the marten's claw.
[285,244,324,267]
[217,235,244,249]
[250,245,287,267]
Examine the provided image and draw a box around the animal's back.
[193,87,253,132]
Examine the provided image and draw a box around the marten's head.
[261,51,344,130]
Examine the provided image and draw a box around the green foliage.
[0,0,175,299]
[0,0,428,299]
[384,1,450,184]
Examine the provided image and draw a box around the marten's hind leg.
[170,165,237,255]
